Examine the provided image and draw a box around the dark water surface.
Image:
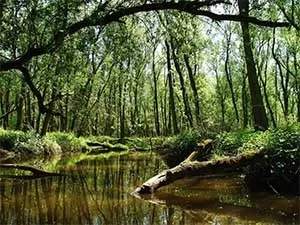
[0,153,299,225]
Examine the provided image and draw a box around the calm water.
[0,153,299,225]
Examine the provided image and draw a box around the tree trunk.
[238,0,268,131]
[3,88,10,129]
[242,73,249,128]
[152,46,161,136]
[257,42,277,128]
[170,40,193,128]
[293,52,300,122]
[271,30,290,121]
[15,81,26,130]
[184,54,202,128]
[224,35,239,123]
[165,40,179,134]
[214,67,226,130]
[25,91,34,129]
[133,151,264,195]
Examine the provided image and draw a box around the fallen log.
[132,150,264,195]
[0,164,62,177]
[87,141,150,155]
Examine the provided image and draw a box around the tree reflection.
[0,153,298,225]
[0,154,168,225]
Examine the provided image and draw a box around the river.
[0,153,299,225]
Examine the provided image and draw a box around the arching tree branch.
[0,0,290,72]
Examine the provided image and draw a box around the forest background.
[0,0,299,139]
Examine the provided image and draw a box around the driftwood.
[0,164,62,177]
[133,151,264,195]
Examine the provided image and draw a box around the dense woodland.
[0,0,299,138]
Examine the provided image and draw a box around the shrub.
[214,129,262,156]
[0,128,35,150]
[164,130,201,153]
[46,132,89,153]
[14,138,62,156]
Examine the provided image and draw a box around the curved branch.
[17,66,65,117]
[0,1,290,72]
[0,164,62,177]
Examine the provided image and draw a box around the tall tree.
[238,0,269,130]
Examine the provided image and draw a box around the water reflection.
[0,153,299,225]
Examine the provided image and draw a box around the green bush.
[14,138,61,155]
[46,132,89,153]
[238,124,300,153]
[0,128,35,150]
[214,129,262,156]
[240,124,300,194]
[163,130,201,153]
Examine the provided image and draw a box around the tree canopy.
[0,0,299,136]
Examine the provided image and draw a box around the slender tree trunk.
[165,40,179,134]
[119,74,125,139]
[40,113,53,136]
[170,40,193,128]
[272,29,289,121]
[257,43,277,128]
[152,46,161,136]
[242,73,249,128]
[15,82,25,130]
[40,88,56,136]
[238,0,268,131]
[224,36,239,123]
[25,91,34,129]
[0,89,3,127]
[293,52,300,122]
[282,53,290,118]
[214,67,226,130]
[184,54,202,128]
[161,88,168,135]
[4,88,10,129]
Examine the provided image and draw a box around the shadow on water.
[0,153,299,225]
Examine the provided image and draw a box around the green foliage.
[0,129,61,156]
[88,135,117,144]
[239,123,300,153]
[213,124,300,194]
[214,129,262,156]
[122,138,149,148]
[0,128,36,150]
[215,124,300,155]
[163,130,200,153]
[14,138,61,156]
[46,132,89,153]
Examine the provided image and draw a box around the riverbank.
[136,123,300,195]
[0,123,299,195]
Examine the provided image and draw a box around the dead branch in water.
[0,164,63,177]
